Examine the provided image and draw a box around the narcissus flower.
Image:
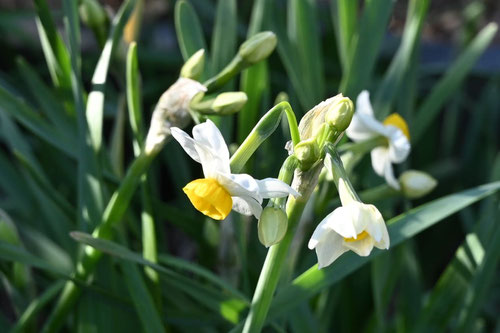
[171,120,299,220]
[308,179,389,269]
[346,90,411,189]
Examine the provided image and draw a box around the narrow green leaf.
[16,57,76,139]
[121,262,165,333]
[175,0,208,61]
[373,0,429,119]
[211,0,237,74]
[86,0,137,153]
[287,0,324,105]
[11,281,65,333]
[340,0,395,97]
[331,0,358,73]
[33,0,72,90]
[413,23,497,142]
[0,86,76,157]
[0,240,69,276]
[267,181,500,320]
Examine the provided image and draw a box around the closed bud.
[326,96,354,132]
[79,0,108,30]
[212,92,248,115]
[399,170,437,199]
[239,31,277,65]
[180,49,205,80]
[294,138,320,170]
[258,207,288,248]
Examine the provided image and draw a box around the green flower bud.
[258,207,288,248]
[212,92,248,115]
[180,49,205,80]
[294,138,320,170]
[325,96,354,132]
[79,0,108,28]
[238,31,277,65]
[399,170,437,199]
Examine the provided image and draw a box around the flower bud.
[212,92,248,115]
[238,31,277,65]
[79,0,108,29]
[399,170,437,199]
[258,207,288,248]
[180,49,205,80]
[294,138,320,170]
[325,96,354,132]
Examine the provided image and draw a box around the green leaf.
[412,23,498,142]
[340,0,395,97]
[121,262,165,333]
[175,0,208,61]
[16,57,76,139]
[267,181,500,321]
[287,0,324,105]
[70,232,249,323]
[0,86,76,157]
[211,0,237,74]
[11,280,65,333]
[86,0,137,153]
[33,0,72,91]
[0,240,69,276]
[331,0,358,73]
[373,0,429,119]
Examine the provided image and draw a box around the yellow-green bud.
[79,0,108,29]
[212,92,248,115]
[399,170,437,199]
[294,138,320,170]
[238,31,277,65]
[180,49,205,80]
[258,207,288,248]
[325,96,354,132]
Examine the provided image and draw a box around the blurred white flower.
[171,120,299,220]
[346,90,411,189]
[308,179,389,269]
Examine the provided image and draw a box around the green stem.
[337,135,386,155]
[42,151,156,333]
[230,102,299,173]
[242,164,322,333]
[204,56,244,93]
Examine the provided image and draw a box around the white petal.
[170,127,202,164]
[314,231,348,269]
[192,120,230,174]
[387,128,411,163]
[370,147,389,177]
[383,159,400,190]
[362,204,385,242]
[232,196,262,219]
[217,173,262,203]
[374,222,390,250]
[324,206,357,239]
[308,218,329,249]
[356,91,374,116]
[346,202,370,235]
[257,178,300,198]
[343,236,375,256]
[346,91,390,142]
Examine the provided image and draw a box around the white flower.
[308,179,389,269]
[171,120,299,220]
[346,90,411,189]
[399,170,437,199]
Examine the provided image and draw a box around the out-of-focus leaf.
[331,0,358,73]
[175,0,208,61]
[413,23,497,142]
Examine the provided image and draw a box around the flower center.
[183,178,233,220]
[344,230,370,242]
[383,113,410,140]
